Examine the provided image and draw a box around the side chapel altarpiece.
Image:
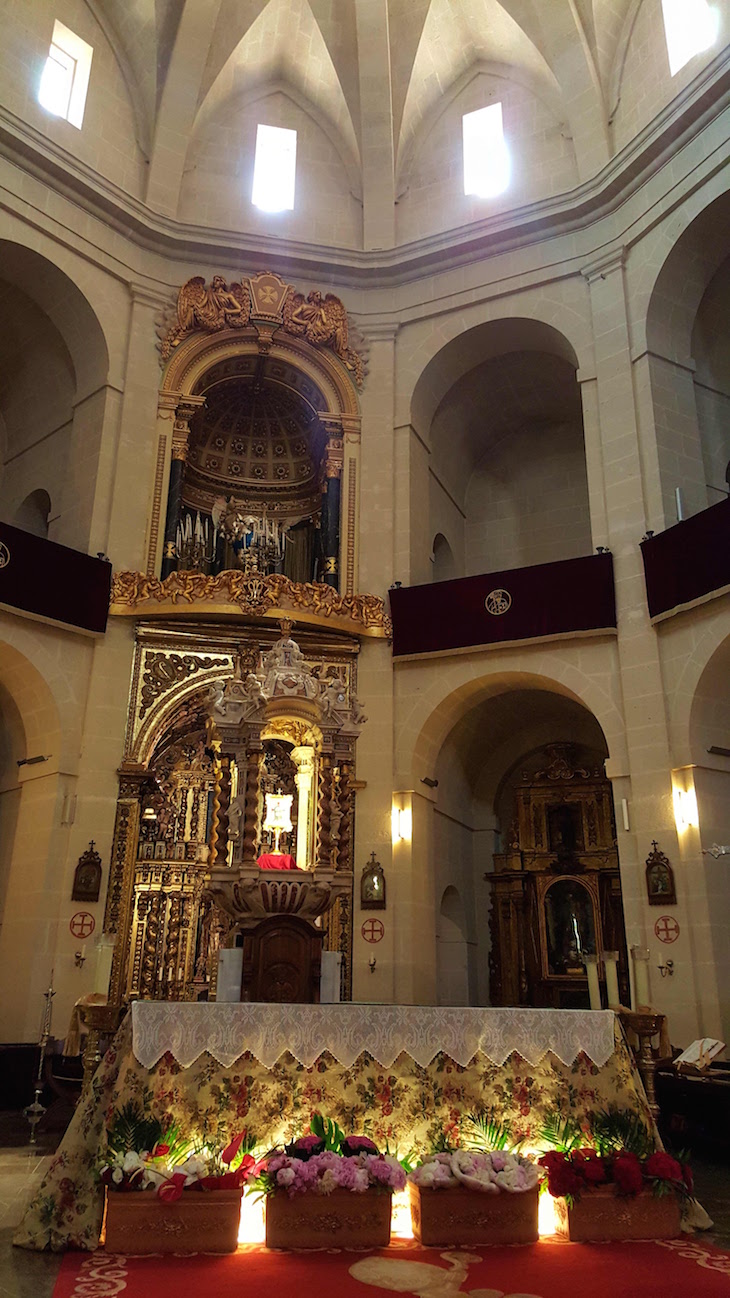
[487,745,629,1009]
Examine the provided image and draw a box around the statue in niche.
[262,622,318,700]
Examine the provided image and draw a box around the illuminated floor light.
[390,1188,414,1240]
[538,1191,558,1237]
[238,1193,266,1244]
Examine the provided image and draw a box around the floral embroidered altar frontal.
[15,1005,651,1252]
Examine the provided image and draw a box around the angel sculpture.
[282,288,364,386]
[161,276,251,358]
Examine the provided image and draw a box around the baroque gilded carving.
[111,570,392,637]
[161,277,251,358]
[139,652,229,720]
[159,272,365,387]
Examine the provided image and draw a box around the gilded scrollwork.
[111,570,392,637]
[159,272,365,387]
[139,652,230,720]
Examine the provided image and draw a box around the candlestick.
[24,970,56,1144]
[631,945,651,1009]
[603,950,620,1007]
[583,954,601,1010]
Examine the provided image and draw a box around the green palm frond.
[539,1111,585,1153]
[106,1102,193,1161]
[464,1110,522,1153]
[310,1111,346,1152]
[590,1106,655,1159]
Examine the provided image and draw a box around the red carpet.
[53,1237,730,1298]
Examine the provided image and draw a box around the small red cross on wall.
[69,911,95,939]
[361,918,384,943]
[654,915,680,944]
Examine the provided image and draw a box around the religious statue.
[262,624,318,699]
[161,276,251,358]
[282,287,363,384]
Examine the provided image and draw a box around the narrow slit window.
[661,0,718,76]
[252,124,297,212]
[38,20,93,128]
[463,103,510,199]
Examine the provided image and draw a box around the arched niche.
[153,317,362,595]
[423,676,626,1007]
[643,190,730,523]
[0,241,110,552]
[410,319,589,580]
[436,885,471,1006]
[431,533,456,583]
[13,489,52,538]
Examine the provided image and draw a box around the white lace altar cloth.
[132,1001,616,1070]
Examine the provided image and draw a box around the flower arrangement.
[409,1150,539,1194]
[99,1103,256,1200]
[249,1112,406,1198]
[537,1106,692,1206]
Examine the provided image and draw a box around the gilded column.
[161,397,205,578]
[103,767,146,1006]
[316,753,334,868]
[241,744,264,865]
[321,432,344,589]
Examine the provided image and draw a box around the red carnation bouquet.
[538,1146,692,1205]
[537,1108,692,1206]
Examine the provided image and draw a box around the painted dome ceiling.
[186,379,323,511]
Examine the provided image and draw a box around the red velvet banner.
[641,496,730,619]
[0,520,111,634]
[389,553,616,657]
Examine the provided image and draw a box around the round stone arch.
[664,606,730,766]
[0,235,114,397]
[398,661,626,789]
[630,182,730,363]
[399,306,590,437]
[0,640,62,770]
[161,328,361,420]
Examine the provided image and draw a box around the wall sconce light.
[369,956,377,973]
[658,959,674,979]
[74,947,87,969]
[391,805,412,843]
[673,786,698,832]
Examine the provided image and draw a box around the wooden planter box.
[104,1188,242,1254]
[553,1185,682,1241]
[265,1188,392,1250]
[409,1182,539,1247]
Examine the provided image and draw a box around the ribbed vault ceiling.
[93,0,641,200]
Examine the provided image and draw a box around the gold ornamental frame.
[148,316,362,594]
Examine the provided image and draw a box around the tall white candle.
[603,951,620,1008]
[584,955,601,1010]
[631,945,651,1008]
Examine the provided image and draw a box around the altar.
[15,1003,655,1252]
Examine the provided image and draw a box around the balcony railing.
[389,552,616,657]
[0,520,111,634]
[641,496,730,620]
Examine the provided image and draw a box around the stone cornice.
[0,49,729,289]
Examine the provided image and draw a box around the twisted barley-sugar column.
[316,753,334,867]
[336,760,353,871]
[210,755,232,867]
[139,891,163,998]
[162,892,183,996]
[242,745,264,864]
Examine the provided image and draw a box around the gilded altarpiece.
[487,745,629,1010]
[104,622,360,1008]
